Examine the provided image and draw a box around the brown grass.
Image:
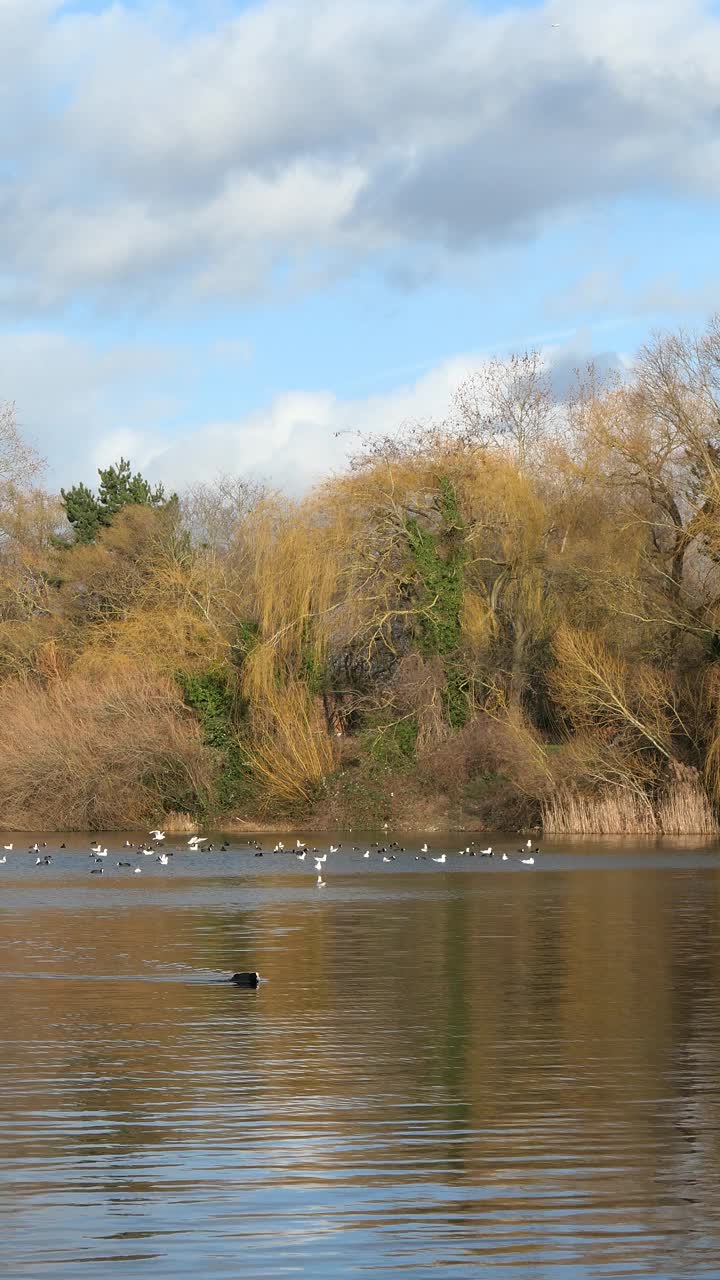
[655,764,718,835]
[543,764,718,835]
[542,788,658,835]
[0,669,214,829]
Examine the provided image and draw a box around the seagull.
[3,844,12,851]
[316,874,326,888]
[363,850,370,858]
[133,867,142,874]
[521,856,535,866]
[316,853,327,863]
[188,836,207,846]
[0,856,6,864]
[421,843,429,853]
[150,830,166,841]
[432,854,447,864]
[158,853,169,865]
[479,846,493,856]
[296,839,306,849]
[123,840,133,848]
[29,843,40,853]
[95,849,108,857]
[314,859,324,872]
[296,851,307,861]
[329,844,340,854]
[502,853,509,861]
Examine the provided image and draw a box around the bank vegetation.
[3,322,720,833]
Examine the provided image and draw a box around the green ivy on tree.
[61,458,173,543]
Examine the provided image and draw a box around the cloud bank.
[0,0,718,309]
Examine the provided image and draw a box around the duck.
[296,850,307,861]
[29,843,40,853]
[90,867,103,875]
[228,971,260,987]
[117,860,132,867]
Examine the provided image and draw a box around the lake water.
[2,831,720,1278]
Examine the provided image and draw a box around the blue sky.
[1,0,720,492]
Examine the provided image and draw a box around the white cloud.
[0,331,185,481]
[0,0,719,307]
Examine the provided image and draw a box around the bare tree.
[451,350,557,467]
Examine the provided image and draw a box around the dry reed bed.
[542,769,718,836]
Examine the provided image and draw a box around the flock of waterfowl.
[0,832,541,882]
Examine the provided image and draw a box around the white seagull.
[150,830,166,841]
[316,874,326,888]
[432,853,447,864]
[158,853,169,865]
[521,856,535,866]
[3,843,12,851]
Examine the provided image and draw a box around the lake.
[2,831,720,1278]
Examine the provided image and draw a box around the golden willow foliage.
[3,324,720,829]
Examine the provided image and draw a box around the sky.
[2,0,720,493]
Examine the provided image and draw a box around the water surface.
[2,832,720,1277]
